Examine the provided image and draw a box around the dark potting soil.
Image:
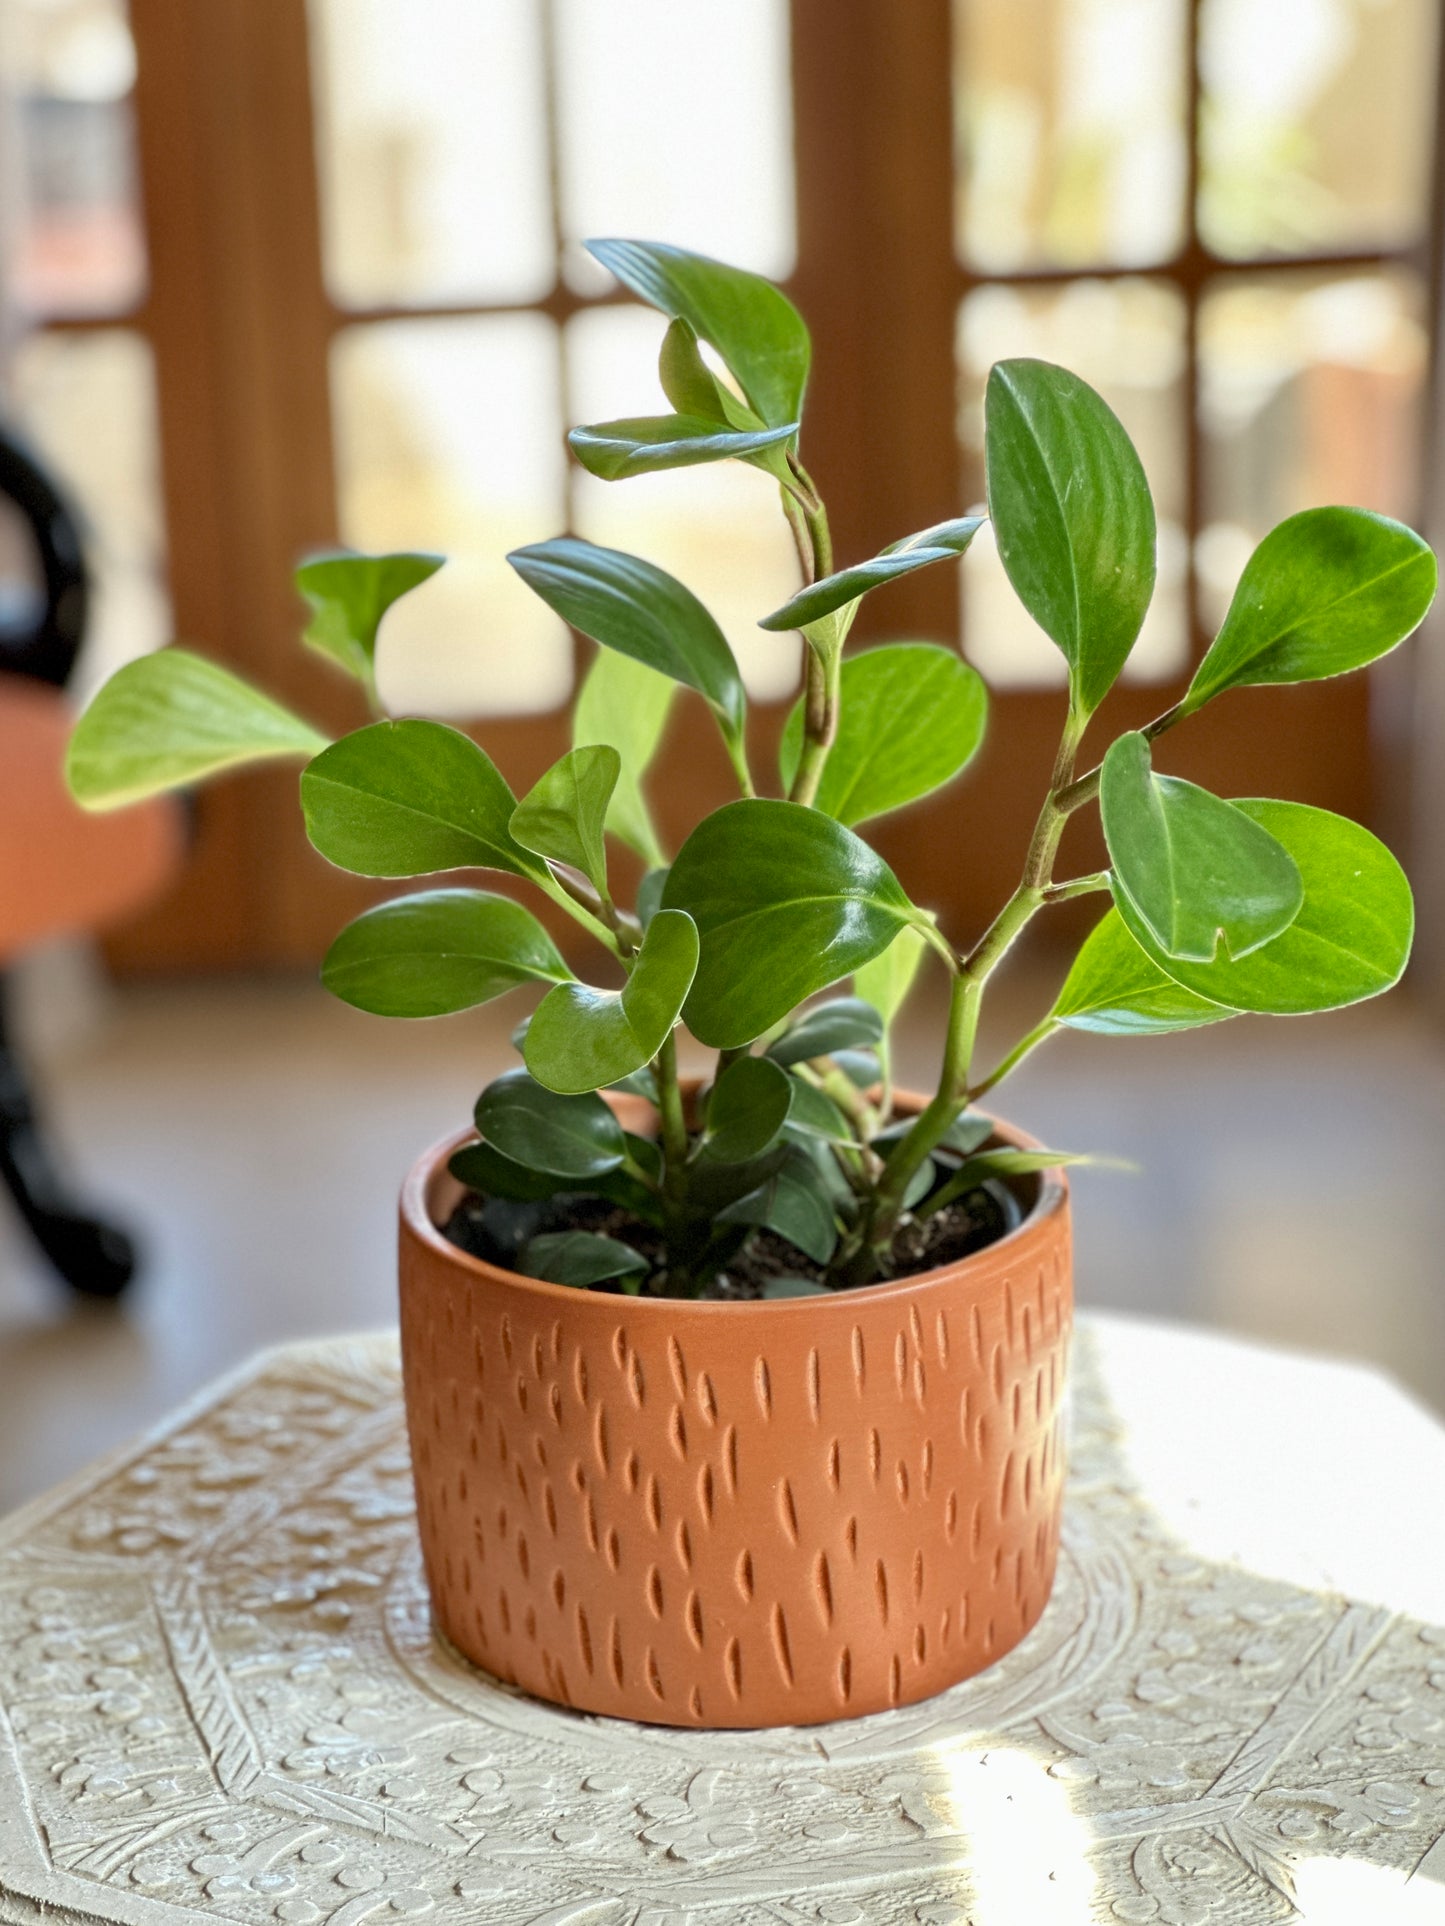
[441,1159,1023,1299]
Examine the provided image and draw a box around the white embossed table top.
[1,1314,1443,1925]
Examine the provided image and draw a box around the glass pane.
[957,279,1187,687]
[7,328,170,698]
[555,0,795,293]
[568,307,802,704]
[0,0,146,316]
[331,315,571,717]
[1199,0,1437,259]
[955,0,1187,272]
[308,0,554,309]
[1198,270,1427,627]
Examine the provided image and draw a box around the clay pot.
[398,1091,1072,1729]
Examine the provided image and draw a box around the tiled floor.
[2,968,1443,1510]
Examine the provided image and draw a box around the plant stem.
[781,457,842,811]
[536,871,624,960]
[724,729,757,800]
[967,1016,1060,1104]
[1053,697,1187,815]
[655,1029,689,1182]
[865,711,1088,1256]
[1042,871,1111,904]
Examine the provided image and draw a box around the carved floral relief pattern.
[0,1327,1442,1923]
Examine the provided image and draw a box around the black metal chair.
[0,426,180,1298]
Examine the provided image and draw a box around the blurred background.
[1,0,1444,1504]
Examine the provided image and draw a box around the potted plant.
[66,240,1434,1730]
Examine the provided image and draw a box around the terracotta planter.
[398,1092,1072,1729]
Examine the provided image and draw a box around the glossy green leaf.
[509,536,744,747]
[510,745,619,904]
[448,1139,566,1203]
[658,317,759,430]
[718,1152,839,1264]
[475,1069,626,1179]
[636,866,670,927]
[66,649,328,811]
[1112,799,1414,1014]
[572,647,675,867]
[294,550,443,687]
[1100,732,1303,963]
[699,1055,793,1164]
[662,800,918,1048]
[524,909,699,1096]
[924,1146,1090,1218]
[766,997,884,1067]
[760,518,985,632]
[783,1077,854,1144]
[301,720,541,880]
[778,644,987,826]
[1185,507,1437,714]
[569,414,796,481]
[521,1230,648,1288]
[321,889,570,1018]
[587,237,810,431]
[853,925,930,1028]
[1051,910,1236,1036]
[985,359,1156,716]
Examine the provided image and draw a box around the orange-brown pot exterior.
[398,1097,1072,1729]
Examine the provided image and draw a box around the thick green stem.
[788,639,841,807]
[655,1030,689,1186]
[1054,697,1187,815]
[724,728,757,800]
[865,710,1089,1257]
[536,871,624,960]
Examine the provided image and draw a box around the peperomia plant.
[67,240,1435,1299]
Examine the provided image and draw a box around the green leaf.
[524,909,699,1096]
[778,644,987,826]
[718,1152,839,1264]
[572,647,675,867]
[875,1112,994,1157]
[66,649,328,811]
[1051,909,1237,1036]
[985,359,1156,716]
[521,1231,648,1288]
[475,1069,626,1179]
[1112,799,1414,1014]
[587,237,810,431]
[766,996,884,1067]
[301,720,542,880]
[662,800,918,1048]
[760,518,985,632]
[321,889,570,1018]
[295,550,444,687]
[569,414,796,481]
[924,1145,1091,1218]
[760,1274,829,1299]
[636,866,670,927]
[782,1077,854,1145]
[509,536,744,749]
[699,1055,793,1164]
[853,925,929,1028]
[1185,506,1437,714]
[449,1140,567,1204]
[658,318,760,431]
[510,745,619,905]
[1100,732,1303,963]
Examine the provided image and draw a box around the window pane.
[955,0,1187,272]
[330,316,571,717]
[308,0,554,309]
[957,280,1187,687]
[7,328,169,698]
[1199,0,1437,259]
[568,307,802,704]
[0,0,146,316]
[555,0,795,293]
[1198,270,1427,626]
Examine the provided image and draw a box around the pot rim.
[401,1091,1070,1316]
